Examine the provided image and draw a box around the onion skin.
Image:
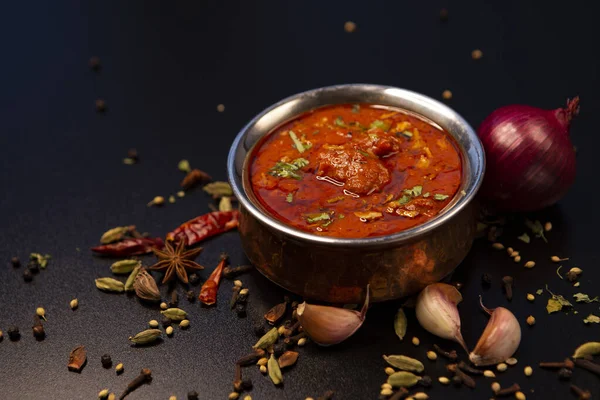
[478,97,579,211]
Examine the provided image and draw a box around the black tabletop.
[1,1,599,399]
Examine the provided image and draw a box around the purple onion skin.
[477,98,579,212]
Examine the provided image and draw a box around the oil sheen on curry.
[250,104,462,238]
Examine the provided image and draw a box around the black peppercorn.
[558,368,573,380]
[452,375,463,387]
[27,260,40,273]
[101,354,112,368]
[188,273,200,285]
[7,326,20,341]
[161,317,172,327]
[273,343,285,357]
[253,324,266,337]
[186,290,196,302]
[240,379,253,391]
[481,273,492,286]
[10,257,20,267]
[419,376,432,387]
[23,269,33,282]
[187,391,199,400]
[32,316,45,340]
[235,303,247,318]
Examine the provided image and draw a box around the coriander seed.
[147,196,165,207]
[483,370,495,378]
[70,298,79,309]
[233,280,243,287]
[344,21,357,33]
[381,383,392,390]
[243,396,252,400]
[426,351,437,360]
[524,261,535,269]
[149,320,159,328]
[412,337,420,346]
[177,190,185,198]
[385,367,395,375]
[491,382,501,393]
[515,391,526,400]
[297,337,307,346]
[544,222,552,231]
[166,326,174,336]
[217,104,225,112]
[228,393,239,400]
[380,388,393,396]
[98,389,109,398]
[526,315,535,326]
[259,365,267,374]
[492,242,504,250]
[438,376,450,385]
[160,302,168,310]
[413,393,428,400]
[115,363,124,374]
[526,293,534,302]
[257,357,268,366]
[506,357,518,365]
[471,49,483,60]
[35,307,46,320]
[179,319,190,329]
[497,363,507,372]
[524,366,533,376]
[514,255,521,263]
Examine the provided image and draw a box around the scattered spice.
[278,351,299,368]
[149,240,204,284]
[101,354,112,368]
[118,368,152,399]
[115,363,124,374]
[515,392,526,400]
[573,342,600,358]
[514,255,521,263]
[68,345,87,372]
[411,337,420,346]
[181,169,211,189]
[30,253,51,268]
[254,327,279,349]
[426,351,437,361]
[558,367,573,380]
[439,8,449,21]
[199,254,227,305]
[111,259,141,275]
[161,308,188,321]
[166,210,239,246]
[95,277,125,293]
[268,353,283,385]
[433,344,457,361]
[129,329,162,345]
[442,90,452,100]
[217,104,225,112]
[545,285,573,313]
[481,273,492,286]
[32,315,45,339]
[491,382,501,393]
[496,362,508,372]
[524,366,533,376]
[385,367,395,375]
[265,300,287,325]
[573,358,600,377]
[388,371,421,388]
[471,49,483,60]
[544,222,552,231]
[36,307,47,321]
[570,385,592,400]
[179,319,190,329]
[551,255,569,262]
[539,358,574,369]
[524,261,535,269]
[297,337,307,347]
[100,226,135,244]
[223,264,253,279]
[483,370,495,378]
[383,355,424,373]
[447,364,475,388]
[517,233,530,243]
[92,237,164,257]
[526,315,535,326]
[526,293,534,302]
[186,290,196,302]
[494,383,520,397]
[502,276,513,301]
[187,391,199,400]
[574,293,599,303]
[160,302,168,310]
[506,357,518,365]
[203,182,233,199]
[566,267,583,282]
[169,291,179,308]
[23,269,33,282]
[457,361,483,375]
[10,257,20,267]
[147,196,165,207]
[70,298,79,309]
[95,99,106,113]
[99,389,109,399]
[525,219,547,242]
[177,191,185,198]
[437,376,450,385]
[344,21,357,33]
[393,308,407,341]
[166,326,174,336]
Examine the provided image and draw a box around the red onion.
[477,97,579,211]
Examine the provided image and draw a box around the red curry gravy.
[249,104,462,238]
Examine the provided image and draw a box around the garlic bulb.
[415,283,467,352]
[469,298,521,366]
[297,286,369,346]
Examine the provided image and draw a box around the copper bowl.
[227,84,485,303]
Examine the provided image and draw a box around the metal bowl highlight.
[227,84,485,303]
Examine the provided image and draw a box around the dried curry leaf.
[583,314,600,324]
[393,308,407,341]
[517,233,531,243]
[404,185,423,197]
[67,345,87,372]
[573,293,599,303]
[30,253,51,268]
[178,159,191,173]
[203,181,233,198]
[546,286,572,314]
[288,130,306,153]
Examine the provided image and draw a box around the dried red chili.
[166,211,240,246]
[199,254,228,305]
[91,237,164,256]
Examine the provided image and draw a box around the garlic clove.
[469,299,521,366]
[415,283,467,352]
[297,286,369,346]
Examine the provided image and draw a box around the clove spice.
[388,388,409,400]
[447,364,475,388]
[119,368,152,399]
[32,315,45,340]
[236,350,266,367]
[539,358,574,369]
[433,344,457,361]
[457,361,483,375]
[230,286,241,309]
[494,383,520,397]
[502,276,513,301]
[573,358,600,377]
[223,265,254,279]
[570,385,592,400]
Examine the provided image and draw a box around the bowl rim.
[227,84,485,248]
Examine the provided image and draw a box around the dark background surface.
[1,1,599,399]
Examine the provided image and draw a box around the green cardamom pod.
[383,355,424,373]
[267,353,283,385]
[394,308,407,341]
[124,265,141,292]
[128,329,161,345]
[100,226,134,244]
[203,181,233,198]
[253,327,279,349]
[110,259,141,275]
[573,341,600,358]
[219,196,233,212]
[134,269,161,302]
[387,371,421,388]
[95,277,125,292]
[160,308,187,321]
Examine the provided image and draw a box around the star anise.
[148,240,204,284]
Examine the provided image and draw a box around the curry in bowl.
[250,104,462,238]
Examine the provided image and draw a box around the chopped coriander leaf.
[289,130,306,153]
[398,195,411,204]
[334,116,347,128]
[286,193,293,203]
[354,211,383,221]
[433,194,449,201]
[400,131,413,138]
[422,192,430,198]
[403,185,423,197]
[369,120,390,131]
[322,219,333,227]
[327,196,345,204]
[305,212,331,224]
[269,162,302,180]
[292,158,309,168]
[573,293,599,303]
[351,104,360,114]
[517,233,530,243]
[357,149,372,158]
[338,214,345,219]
